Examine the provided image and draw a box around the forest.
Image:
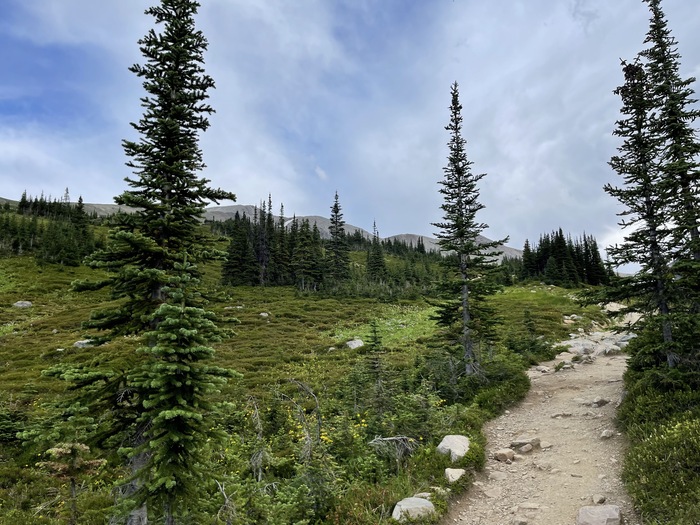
[1,0,699,523]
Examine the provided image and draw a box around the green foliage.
[623,417,700,524]
[515,229,608,287]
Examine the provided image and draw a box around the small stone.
[551,412,573,418]
[576,505,621,525]
[73,340,94,348]
[437,435,471,462]
[571,473,583,478]
[445,468,466,483]
[346,338,364,349]
[592,397,610,407]
[600,429,615,439]
[513,517,529,525]
[511,436,541,448]
[13,301,32,308]
[519,444,534,454]
[259,312,269,318]
[391,497,435,522]
[488,471,508,481]
[494,448,515,462]
[540,441,553,449]
[52,329,59,334]
[592,494,606,504]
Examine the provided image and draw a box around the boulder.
[346,339,364,350]
[437,434,471,462]
[391,497,435,522]
[576,505,621,525]
[444,468,466,483]
[13,301,32,308]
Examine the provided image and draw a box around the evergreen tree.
[366,221,388,283]
[521,239,537,279]
[605,59,676,364]
[222,213,258,286]
[327,191,351,284]
[641,0,700,307]
[73,1,235,521]
[432,82,507,375]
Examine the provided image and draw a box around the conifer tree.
[605,60,676,363]
[327,192,351,284]
[640,0,700,309]
[73,1,235,521]
[366,221,388,283]
[432,82,507,375]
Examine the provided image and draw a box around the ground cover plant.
[0,250,611,524]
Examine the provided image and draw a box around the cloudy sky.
[1,1,699,257]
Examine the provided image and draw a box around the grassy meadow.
[0,255,608,523]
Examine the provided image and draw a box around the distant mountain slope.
[0,198,521,259]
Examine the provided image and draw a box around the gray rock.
[444,468,466,483]
[259,312,269,318]
[510,436,541,448]
[73,340,94,348]
[512,517,529,525]
[413,492,432,499]
[576,505,621,525]
[437,434,471,462]
[600,429,615,439]
[346,339,364,350]
[391,497,435,522]
[12,301,32,308]
[518,444,534,454]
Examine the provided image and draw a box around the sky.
[1,0,699,260]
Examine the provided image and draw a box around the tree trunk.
[460,255,476,375]
[125,451,149,525]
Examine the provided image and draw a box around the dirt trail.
[441,339,641,525]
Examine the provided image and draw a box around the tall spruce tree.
[327,191,351,284]
[605,60,676,364]
[432,82,506,375]
[366,221,388,283]
[74,1,235,522]
[641,0,700,309]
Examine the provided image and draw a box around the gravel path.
[441,339,641,525]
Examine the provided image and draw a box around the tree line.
[0,191,97,265]
[212,193,442,296]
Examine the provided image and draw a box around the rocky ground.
[441,330,641,525]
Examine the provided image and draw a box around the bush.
[623,417,700,524]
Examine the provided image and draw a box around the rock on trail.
[441,330,641,525]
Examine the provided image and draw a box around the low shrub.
[623,416,700,524]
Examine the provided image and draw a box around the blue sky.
[1,0,699,258]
